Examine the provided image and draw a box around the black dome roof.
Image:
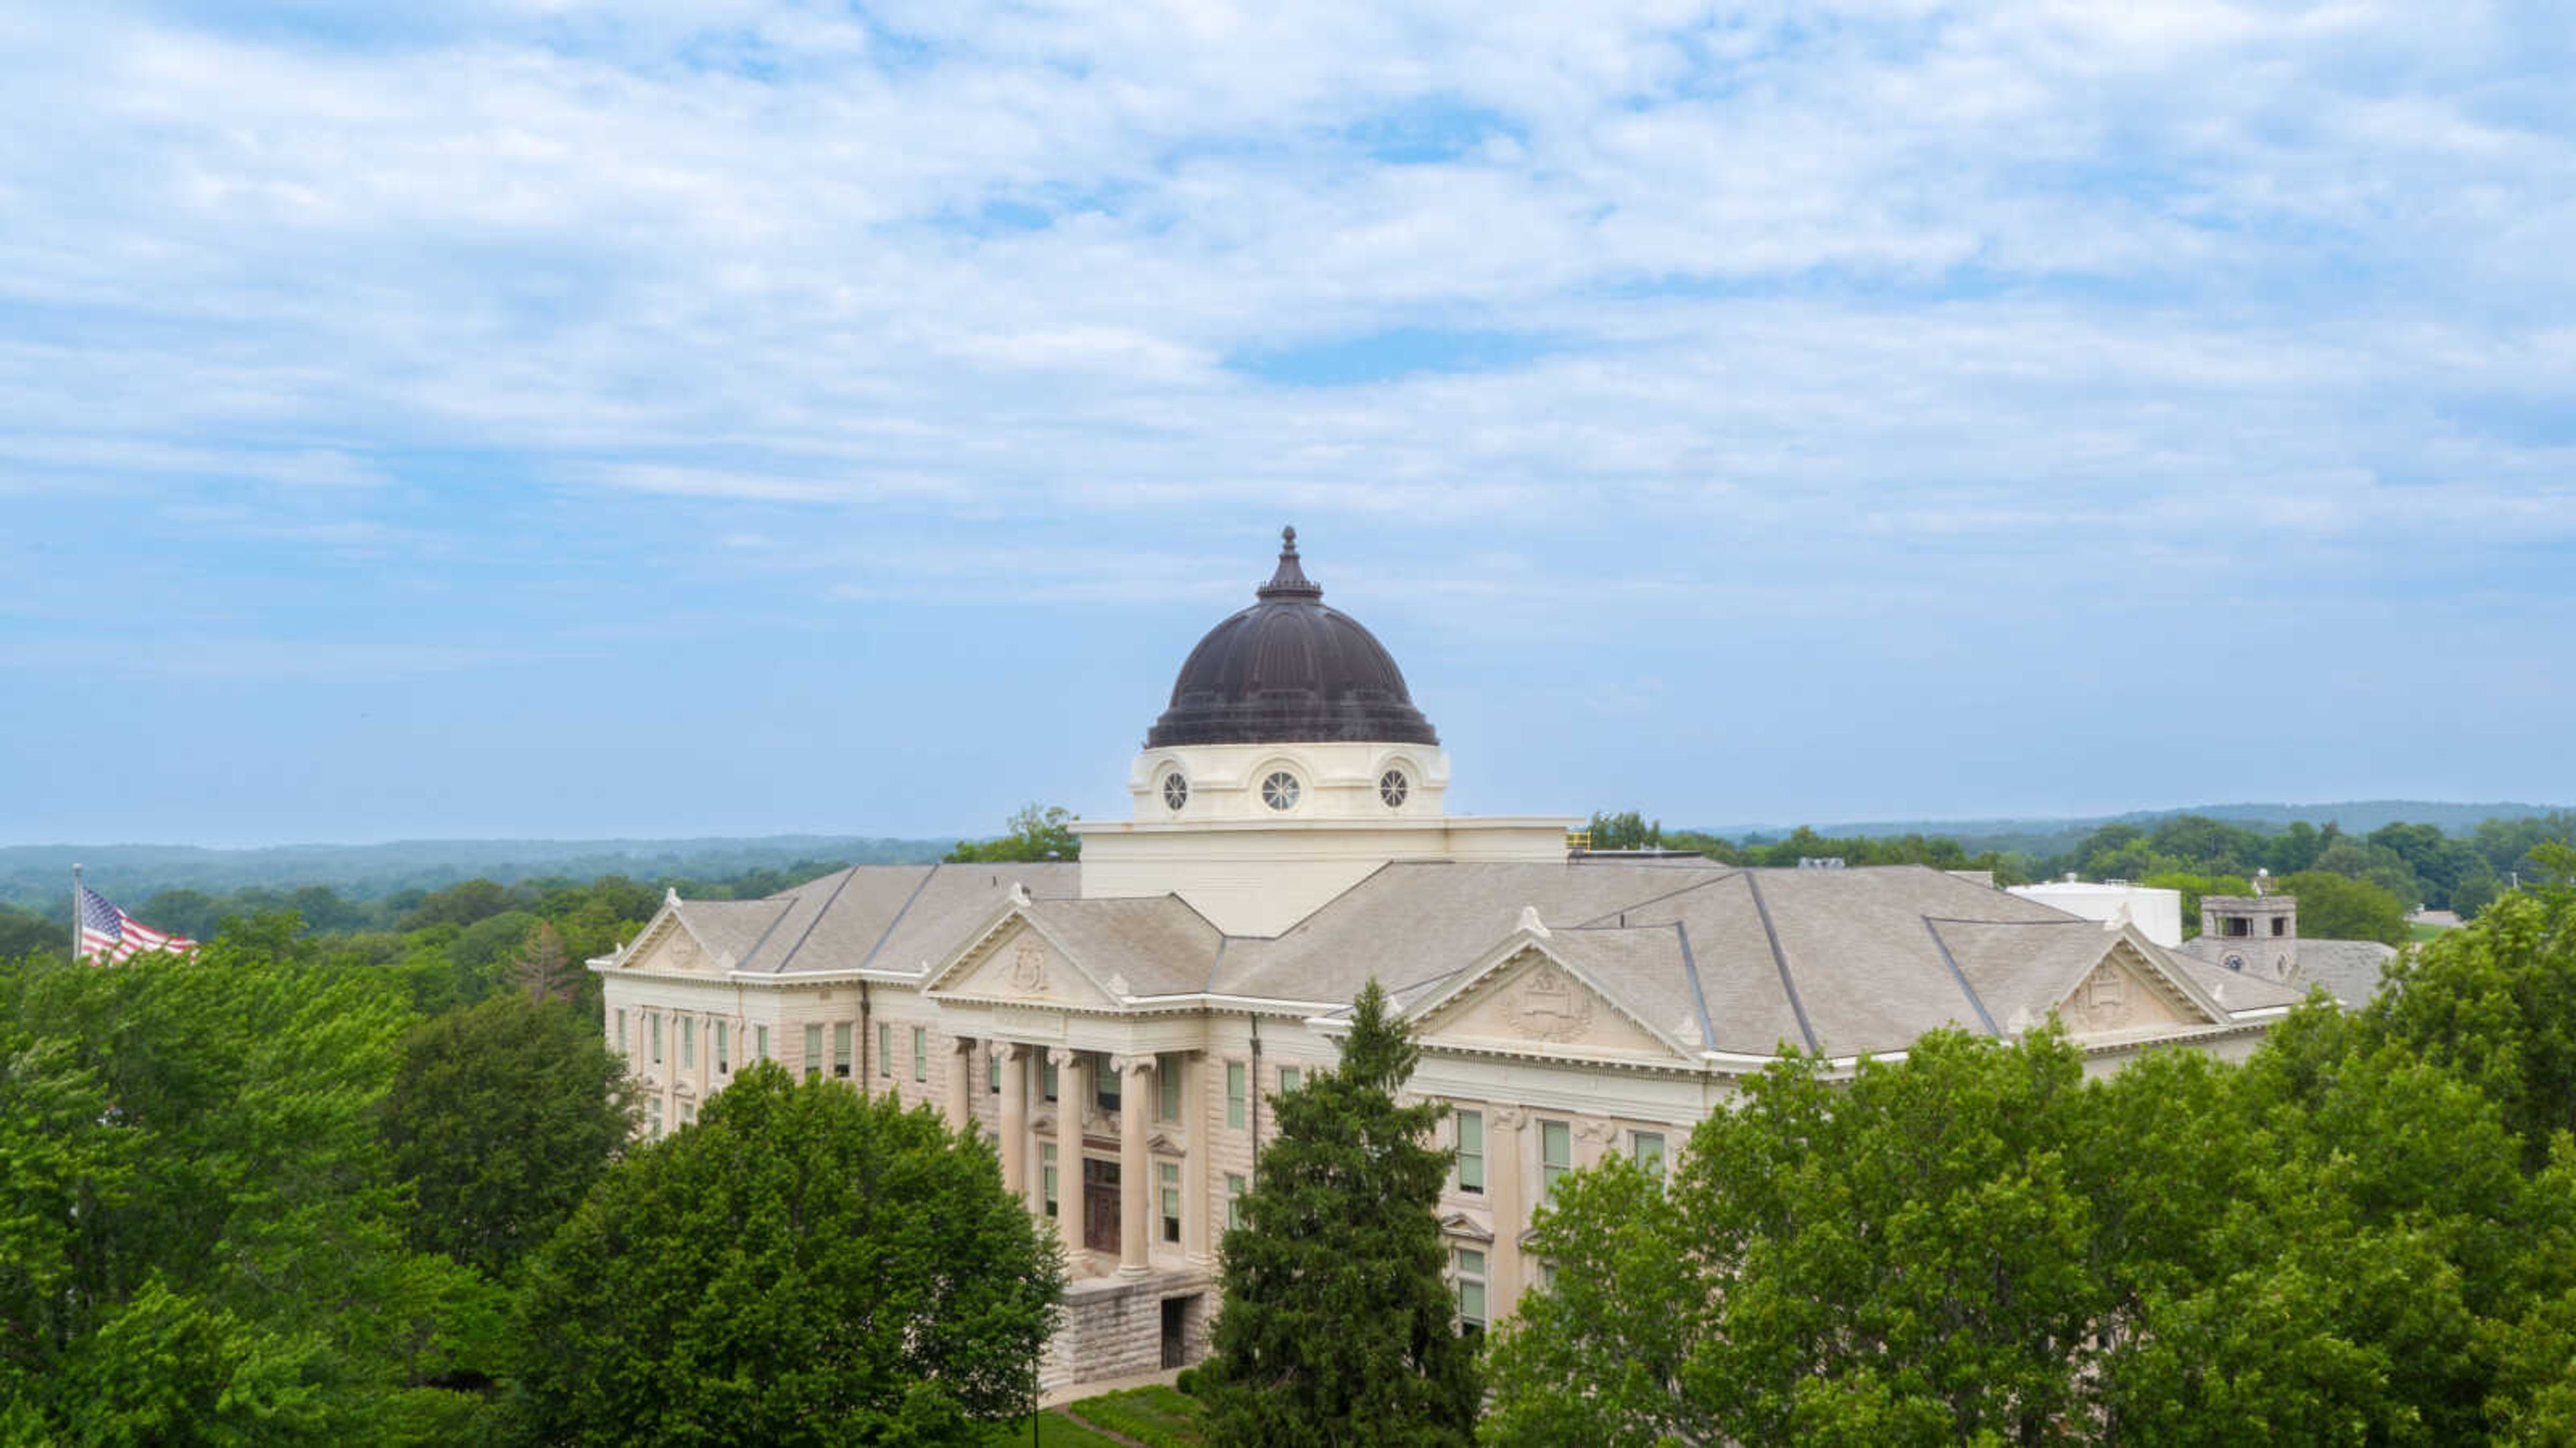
[1146,529,1440,749]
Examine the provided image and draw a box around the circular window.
[1379,768,1409,809]
[1161,772,1189,811]
[2222,955,2246,973]
[1260,771,1301,811]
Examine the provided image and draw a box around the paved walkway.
[1040,1365,1183,1409]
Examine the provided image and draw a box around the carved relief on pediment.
[1511,960,1595,1042]
[1424,956,1674,1059]
[2059,955,2193,1035]
[1009,938,1049,993]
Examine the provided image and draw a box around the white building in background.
[2008,879,2187,948]
[592,529,2305,1390]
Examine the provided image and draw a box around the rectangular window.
[804,1024,823,1081]
[1632,1131,1666,1182]
[679,1101,695,1126]
[1042,1053,1059,1103]
[1279,1065,1301,1094]
[614,1009,627,1053]
[1456,1110,1485,1194]
[1226,1062,1246,1130]
[650,1013,664,1064]
[989,1045,1002,1094]
[1094,1052,1122,1113]
[1542,1119,1572,1202]
[681,1017,695,1070]
[755,1024,769,1062]
[835,1023,855,1080]
[2225,917,2251,937]
[1158,1053,1183,1121]
[912,1027,928,1083]
[877,1022,892,1080]
[647,1098,664,1137]
[1454,1248,1488,1331]
[1042,1144,1060,1217]
[2272,917,2288,937]
[714,1022,729,1074]
[1226,1173,1246,1231]
[1160,1162,1182,1243]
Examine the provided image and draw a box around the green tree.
[0,904,68,960]
[2279,869,2410,945]
[2363,851,2576,1169]
[378,995,637,1280]
[511,1062,1061,1445]
[1204,980,1477,1447]
[1585,811,1663,851]
[0,943,496,1443]
[946,804,1083,863]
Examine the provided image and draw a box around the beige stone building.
[592,529,2305,1390]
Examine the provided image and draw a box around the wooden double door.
[1082,1158,1120,1255]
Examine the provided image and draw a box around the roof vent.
[1798,857,1847,871]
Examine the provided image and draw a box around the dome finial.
[1258,525,1323,601]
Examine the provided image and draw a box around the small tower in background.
[2200,872,2298,982]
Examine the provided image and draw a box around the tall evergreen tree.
[1203,979,1477,1447]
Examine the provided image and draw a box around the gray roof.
[2170,935,2396,1009]
[672,863,1079,976]
[657,859,2280,1058]
[2292,939,2400,1007]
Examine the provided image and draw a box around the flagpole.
[71,864,82,965]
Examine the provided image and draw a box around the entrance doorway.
[1083,1159,1120,1255]
[1161,1295,1200,1369]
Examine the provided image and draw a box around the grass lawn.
[1062,1385,1208,1447]
[975,1411,1134,1447]
[2411,921,2453,942]
[979,1385,1210,1448]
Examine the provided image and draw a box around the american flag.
[76,880,199,963]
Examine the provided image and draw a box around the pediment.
[2054,945,2208,1037]
[936,924,1119,1010]
[1417,951,1686,1062]
[621,916,728,975]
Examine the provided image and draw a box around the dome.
[1146,528,1440,749]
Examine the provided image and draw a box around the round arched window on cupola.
[1161,772,1189,812]
[1379,768,1409,809]
[1260,771,1301,811]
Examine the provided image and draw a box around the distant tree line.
[1587,808,2576,931]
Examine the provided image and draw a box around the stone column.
[1114,1053,1155,1276]
[1059,1051,1089,1270]
[948,1037,977,1133]
[999,1043,1031,1206]
[1183,1053,1213,1265]
[1488,1107,1526,1315]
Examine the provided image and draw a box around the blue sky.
[2,0,2572,846]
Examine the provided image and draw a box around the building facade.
[592,529,2305,1389]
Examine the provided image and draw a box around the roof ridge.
[1568,868,1738,929]
[1743,872,1821,1053]
[853,864,943,972]
[763,862,875,973]
[1919,918,2003,1037]
[1670,919,1717,1049]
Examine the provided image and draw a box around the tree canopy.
[378,994,639,1280]
[1483,870,2576,1446]
[1203,980,1479,1447]
[945,803,1083,863]
[511,1061,1063,1445]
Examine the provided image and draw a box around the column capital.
[1491,1106,1526,1130]
[952,1035,980,1055]
[1109,1052,1159,1078]
[1000,1041,1040,1062]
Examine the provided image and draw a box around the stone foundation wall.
[1040,1270,1216,1392]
